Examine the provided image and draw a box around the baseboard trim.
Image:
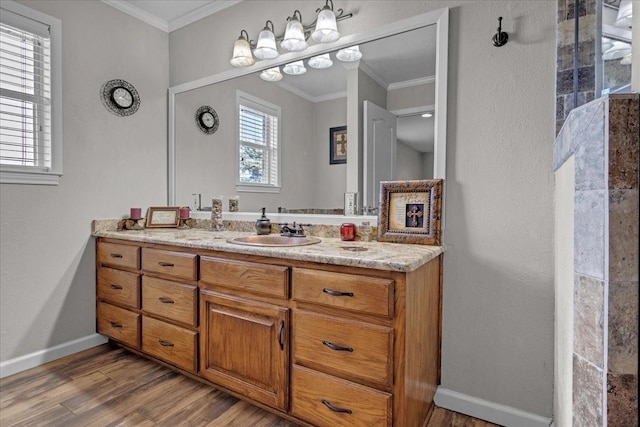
[0,334,108,379]
[434,387,552,427]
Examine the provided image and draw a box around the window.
[236,91,281,192]
[0,1,62,185]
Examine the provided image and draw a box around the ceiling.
[103,0,436,153]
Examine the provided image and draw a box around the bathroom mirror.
[168,8,448,216]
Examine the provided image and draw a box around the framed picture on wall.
[377,179,444,245]
[329,125,347,164]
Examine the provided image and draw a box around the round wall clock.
[195,106,219,134]
[100,79,140,117]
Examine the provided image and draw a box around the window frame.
[235,90,281,193]
[0,0,62,185]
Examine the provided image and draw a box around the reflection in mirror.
[169,8,448,217]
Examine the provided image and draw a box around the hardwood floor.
[0,343,500,426]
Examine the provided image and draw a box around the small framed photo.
[329,125,347,164]
[145,207,180,228]
[377,179,443,245]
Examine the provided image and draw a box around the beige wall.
[172,0,556,417]
[554,156,575,427]
[0,0,168,360]
[0,0,557,421]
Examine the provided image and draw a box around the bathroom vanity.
[93,227,443,427]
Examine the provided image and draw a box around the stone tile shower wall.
[554,94,639,426]
[556,0,598,135]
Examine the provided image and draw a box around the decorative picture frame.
[329,125,347,164]
[377,179,443,245]
[145,207,180,228]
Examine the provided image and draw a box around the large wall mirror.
[168,8,448,218]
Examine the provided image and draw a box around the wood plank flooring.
[0,343,500,426]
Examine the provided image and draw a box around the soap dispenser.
[255,207,272,235]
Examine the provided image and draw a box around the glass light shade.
[254,29,278,60]
[602,41,631,60]
[615,0,632,28]
[311,9,339,43]
[260,67,283,82]
[336,45,362,62]
[230,37,255,67]
[281,19,308,52]
[283,60,307,75]
[308,53,333,69]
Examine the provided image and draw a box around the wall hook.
[492,17,508,47]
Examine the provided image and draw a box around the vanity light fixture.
[229,2,354,68]
[336,45,362,62]
[260,66,284,82]
[281,10,308,52]
[283,60,307,75]
[230,30,255,67]
[312,0,340,43]
[308,53,333,69]
[615,0,632,29]
[254,20,279,60]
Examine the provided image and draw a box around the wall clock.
[195,105,219,134]
[100,79,140,117]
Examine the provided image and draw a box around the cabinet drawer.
[292,268,394,317]
[291,365,391,427]
[97,301,140,349]
[141,248,197,281]
[142,316,197,373]
[97,242,140,270]
[293,311,393,387]
[200,257,289,299]
[97,267,140,309]
[142,276,197,327]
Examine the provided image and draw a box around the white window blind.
[236,91,280,192]
[0,2,61,185]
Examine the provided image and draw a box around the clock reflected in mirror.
[100,79,140,117]
[196,105,219,135]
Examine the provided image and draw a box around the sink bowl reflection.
[227,235,321,247]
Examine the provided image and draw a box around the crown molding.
[100,0,244,33]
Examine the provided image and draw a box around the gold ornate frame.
[377,179,443,245]
[145,207,180,228]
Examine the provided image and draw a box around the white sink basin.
[227,235,321,247]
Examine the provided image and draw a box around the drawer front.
[142,276,197,327]
[97,267,140,309]
[97,242,140,270]
[291,365,391,427]
[142,316,197,373]
[293,311,393,387]
[200,256,289,299]
[97,301,140,348]
[141,248,197,281]
[292,268,394,317]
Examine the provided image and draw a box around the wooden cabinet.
[200,290,289,410]
[95,237,442,426]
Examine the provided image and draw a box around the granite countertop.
[92,226,443,273]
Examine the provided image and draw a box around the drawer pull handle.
[321,399,352,414]
[322,288,354,297]
[158,297,174,304]
[110,253,123,259]
[110,284,123,290]
[158,262,174,267]
[322,340,353,352]
[109,321,123,329]
[277,320,285,351]
[159,340,174,347]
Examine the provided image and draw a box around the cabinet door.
[200,290,289,410]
